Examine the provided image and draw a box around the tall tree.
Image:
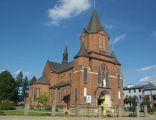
[23,76,29,99]
[29,76,37,86]
[16,71,23,87]
[16,71,24,102]
[0,71,16,101]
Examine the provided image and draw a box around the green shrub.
[152,107,156,112]
[30,105,34,110]
[148,107,156,114]
[0,99,16,110]
[0,99,10,110]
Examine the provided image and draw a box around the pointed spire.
[85,8,104,34]
[64,45,68,55]
[62,45,68,64]
[111,51,120,65]
[74,42,89,59]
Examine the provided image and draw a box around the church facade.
[28,9,123,113]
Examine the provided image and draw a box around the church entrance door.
[63,95,70,109]
[98,91,111,116]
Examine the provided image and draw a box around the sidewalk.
[0,116,156,120]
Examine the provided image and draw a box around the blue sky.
[0,0,156,86]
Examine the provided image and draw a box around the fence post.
[51,105,56,117]
[144,105,148,117]
[24,103,29,116]
[136,104,140,117]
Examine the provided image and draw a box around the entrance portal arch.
[98,90,112,115]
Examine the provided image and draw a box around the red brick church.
[28,8,123,114]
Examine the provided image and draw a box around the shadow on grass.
[28,112,51,116]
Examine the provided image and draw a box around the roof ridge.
[48,59,74,73]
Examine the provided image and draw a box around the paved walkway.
[0,116,156,120]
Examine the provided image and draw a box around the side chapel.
[28,8,124,113]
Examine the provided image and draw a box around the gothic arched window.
[98,64,109,88]
[84,68,87,84]
[106,72,109,87]
[101,64,105,87]
[98,70,102,87]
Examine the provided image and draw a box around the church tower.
[80,9,109,55]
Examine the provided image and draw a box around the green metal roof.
[74,42,89,59]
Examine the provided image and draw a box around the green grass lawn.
[29,112,51,116]
[0,110,52,116]
[0,110,24,116]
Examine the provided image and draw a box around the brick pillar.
[75,102,79,117]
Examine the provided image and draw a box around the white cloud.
[139,76,155,83]
[15,69,30,77]
[152,31,156,37]
[137,65,156,72]
[111,34,127,50]
[48,0,91,26]
[15,70,21,75]
[105,24,114,29]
